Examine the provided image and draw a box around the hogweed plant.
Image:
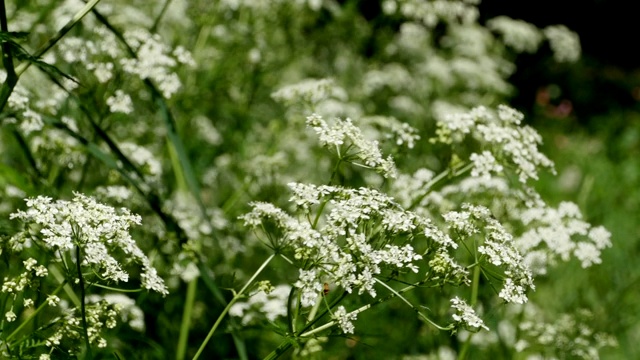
[0,0,617,359]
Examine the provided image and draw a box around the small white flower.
[487,16,543,53]
[332,306,358,334]
[5,310,17,322]
[470,151,503,179]
[498,278,528,304]
[106,90,133,114]
[271,78,336,106]
[450,297,488,330]
[544,25,581,63]
[46,295,61,306]
[305,113,397,178]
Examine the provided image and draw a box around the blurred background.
[480,1,640,358]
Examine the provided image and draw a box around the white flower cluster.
[363,64,413,95]
[119,142,163,182]
[450,296,488,331]
[229,284,291,325]
[362,115,421,150]
[121,29,195,98]
[435,105,555,183]
[87,293,146,332]
[332,305,358,334]
[9,193,168,296]
[515,202,612,274]
[219,0,323,12]
[58,26,194,99]
[487,16,543,53]
[306,113,398,178]
[383,0,480,27]
[58,27,120,83]
[1,258,48,294]
[444,204,534,304]
[391,168,435,209]
[240,183,456,308]
[470,151,504,180]
[44,300,120,351]
[271,78,339,107]
[1,71,44,135]
[543,25,581,63]
[514,305,617,358]
[106,90,134,114]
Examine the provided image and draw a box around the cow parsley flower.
[470,151,504,179]
[515,202,611,275]
[242,183,430,306]
[487,16,543,53]
[9,193,168,296]
[450,297,488,331]
[5,310,17,322]
[433,105,555,183]
[271,78,337,106]
[229,284,291,325]
[306,113,397,178]
[332,306,358,334]
[543,25,581,63]
[106,90,134,114]
[444,204,534,303]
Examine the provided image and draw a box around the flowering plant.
[0,0,616,359]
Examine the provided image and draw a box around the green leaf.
[0,30,30,42]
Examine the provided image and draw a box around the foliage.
[0,0,624,359]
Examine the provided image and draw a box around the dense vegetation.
[1,1,636,359]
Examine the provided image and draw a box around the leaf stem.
[192,254,275,360]
[76,245,93,359]
[176,278,198,360]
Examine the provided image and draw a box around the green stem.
[76,245,93,359]
[192,254,275,360]
[176,278,198,360]
[150,0,173,33]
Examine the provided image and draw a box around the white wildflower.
[5,310,17,322]
[543,25,581,63]
[120,142,162,180]
[106,90,133,114]
[271,78,336,106]
[229,284,290,325]
[450,297,488,330]
[10,193,168,296]
[332,306,358,334]
[294,269,323,307]
[306,113,397,178]
[20,109,44,134]
[498,278,528,304]
[46,295,61,306]
[487,16,543,53]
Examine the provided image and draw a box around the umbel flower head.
[9,192,168,296]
